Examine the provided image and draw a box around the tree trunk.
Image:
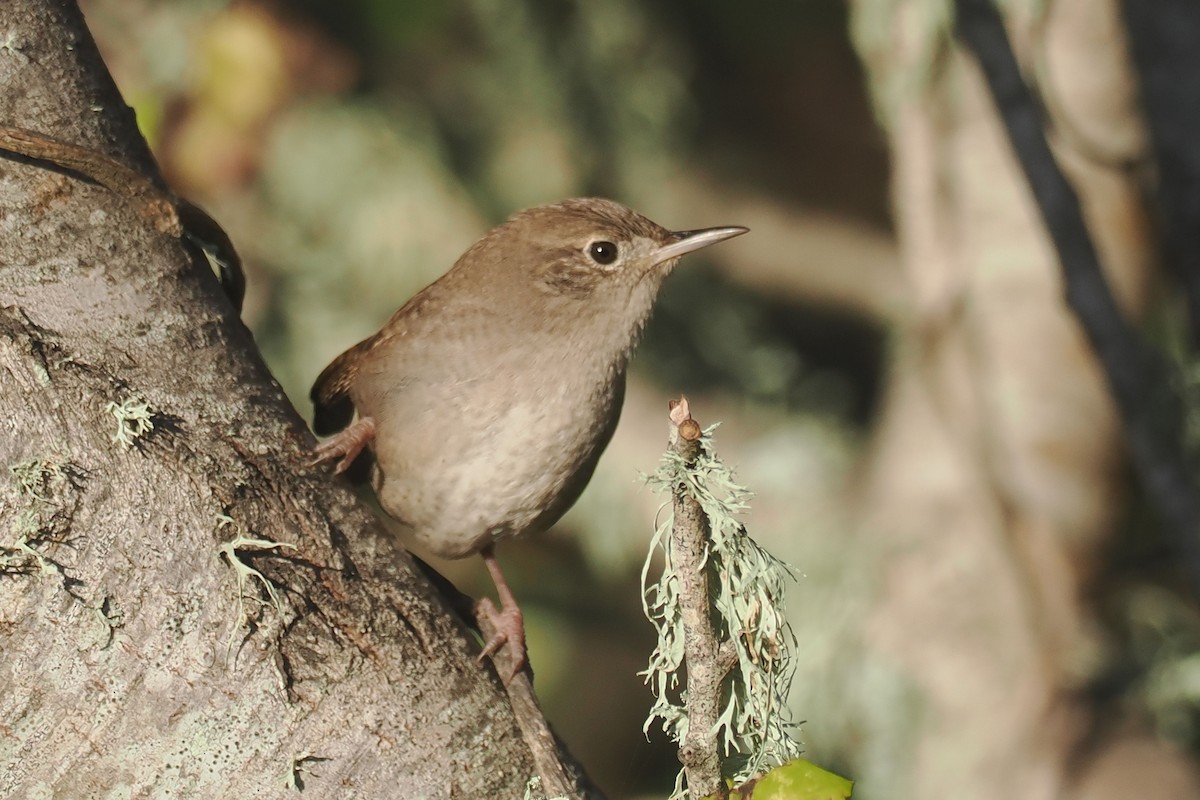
[847,0,1200,798]
[0,2,578,797]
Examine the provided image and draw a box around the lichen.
[522,775,568,800]
[642,424,803,796]
[283,752,331,791]
[105,395,155,449]
[216,514,295,660]
[2,455,75,576]
[10,456,67,502]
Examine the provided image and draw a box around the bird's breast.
[369,351,626,558]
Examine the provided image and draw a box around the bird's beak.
[653,226,749,265]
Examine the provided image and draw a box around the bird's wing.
[309,282,448,435]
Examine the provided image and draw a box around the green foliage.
[1120,585,1200,750]
[1135,304,1200,747]
[751,758,853,800]
[642,424,803,797]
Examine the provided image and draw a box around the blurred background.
[77,0,1200,797]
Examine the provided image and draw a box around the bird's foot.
[310,417,376,474]
[476,596,527,684]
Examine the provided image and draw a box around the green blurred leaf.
[749,759,853,800]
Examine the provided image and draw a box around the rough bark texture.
[0,2,576,797]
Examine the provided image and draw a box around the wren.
[310,198,747,681]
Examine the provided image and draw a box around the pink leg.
[311,417,376,475]
[476,545,528,683]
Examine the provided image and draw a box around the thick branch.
[0,125,245,310]
[0,1,593,796]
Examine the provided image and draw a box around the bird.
[310,197,747,681]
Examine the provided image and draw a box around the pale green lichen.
[105,396,155,449]
[3,456,72,575]
[0,29,30,64]
[642,424,803,797]
[522,775,567,800]
[1,521,55,575]
[216,514,295,659]
[10,457,67,501]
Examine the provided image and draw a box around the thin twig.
[476,613,603,800]
[667,397,727,800]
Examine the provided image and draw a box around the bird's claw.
[310,417,376,474]
[476,596,527,684]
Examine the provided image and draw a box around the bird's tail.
[310,339,371,435]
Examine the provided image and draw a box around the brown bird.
[310,198,746,681]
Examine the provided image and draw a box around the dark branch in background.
[953,0,1200,585]
[1121,0,1200,347]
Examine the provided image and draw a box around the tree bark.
[847,0,1200,798]
[0,2,587,797]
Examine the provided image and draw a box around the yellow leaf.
[749,759,853,800]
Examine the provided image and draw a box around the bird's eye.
[588,241,619,265]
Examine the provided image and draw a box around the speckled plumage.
[310,197,746,679]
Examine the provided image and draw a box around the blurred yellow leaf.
[741,759,854,800]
